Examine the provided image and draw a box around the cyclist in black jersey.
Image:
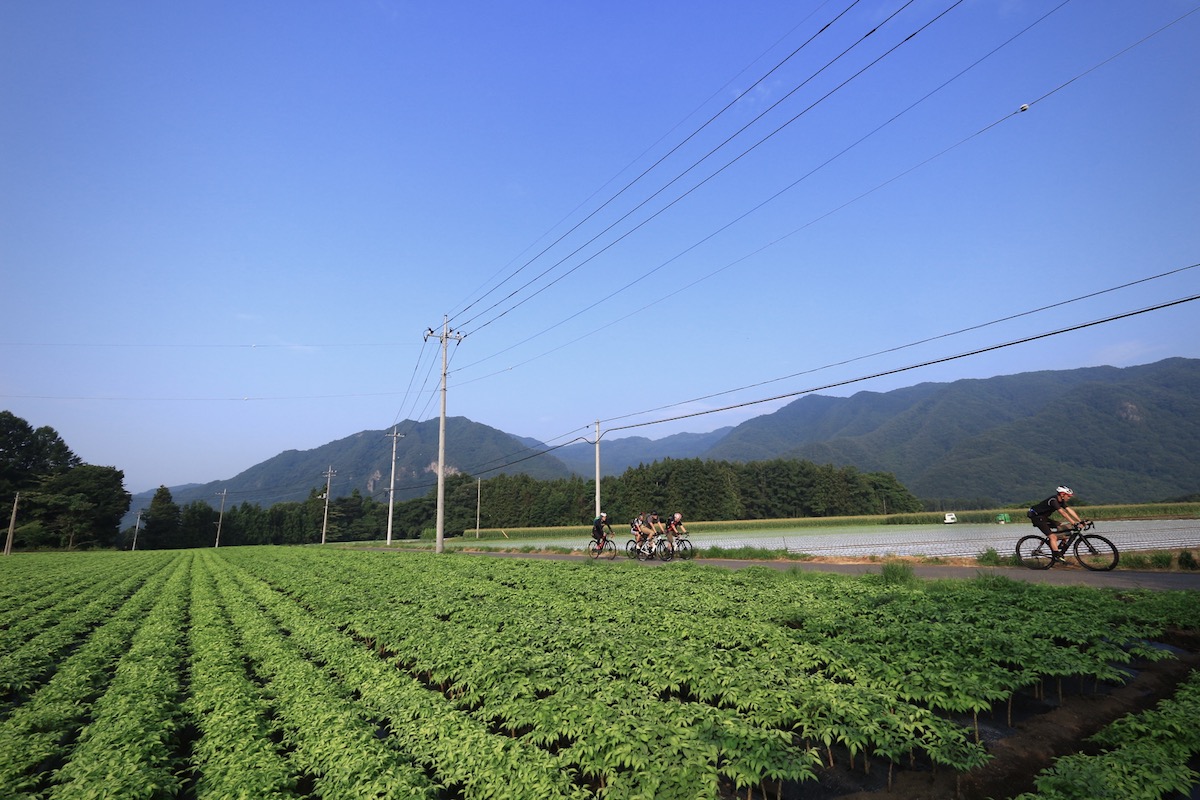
[591,512,614,542]
[1027,486,1084,554]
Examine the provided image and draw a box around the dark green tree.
[36,465,130,548]
[142,486,181,549]
[0,411,81,499]
[179,500,219,549]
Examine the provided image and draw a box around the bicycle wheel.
[1016,535,1054,570]
[587,540,601,559]
[656,539,674,562]
[636,540,655,562]
[625,539,639,559]
[602,539,617,560]
[675,539,694,560]
[1074,534,1118,571]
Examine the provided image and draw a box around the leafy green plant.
[1150,551,1174,569]
[976,547,1004,566]
[1179,550,1198,570]
[879,560,915,585]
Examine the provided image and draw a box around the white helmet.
[1056,486,1073,496]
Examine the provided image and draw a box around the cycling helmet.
[1056,486,1074,496]
[600,512,607,518]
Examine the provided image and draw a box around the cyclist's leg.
[1032,515,1059,552]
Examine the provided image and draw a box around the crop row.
[2,547,1196,799]
[0,558,177,795]
[185,552,301,799]
[212,552,592,798]
[219,547,1192,793]
[223,549,835,796]
[206,552,440,798]
[1014,668,1200,800]
[0,552,178,699]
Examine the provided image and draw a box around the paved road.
[472,550,1200,591]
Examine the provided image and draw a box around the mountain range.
[139,357,1200,511]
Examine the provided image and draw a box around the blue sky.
[3,1,1198,495]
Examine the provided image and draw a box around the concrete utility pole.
[320,466,336,544]
[594,421,602,519]
[4,492,18,556]
[425,316,463,554]
[214,489,227,547]
[132,509,142,551]
[385,426,404,545]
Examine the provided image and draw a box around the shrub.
[1178,550,1198,571]
[1150,551,1174,569]
[1122,553,1150,569]
[880,560,915,585]
[976,548,1003,566]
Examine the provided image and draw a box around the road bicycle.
[1015,520,1119,571]
[655,527,694,562]
[587,530,617,560]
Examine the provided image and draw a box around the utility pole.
[320,466,335,544]
[131,509,142,551]
[476,477,481,538]
[385,426,404,545]
[425,316,463,554]
[594,421,602,519]
[4,493,18,556]
[214,489,227,547]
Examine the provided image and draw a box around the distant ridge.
[702,357,1200,505]
[136,358,1200,510]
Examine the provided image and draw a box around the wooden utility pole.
[320,466,335,544]
[4,493,18,556]
[214,489,227,547]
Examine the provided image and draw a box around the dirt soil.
[771,631,1200,800]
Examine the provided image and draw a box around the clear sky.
[3,1,1198,495]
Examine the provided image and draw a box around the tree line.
[2,411,922,550]
[1,411,129,550]
[125,458,921,549]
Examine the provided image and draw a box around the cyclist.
[647,511,665,538]
[664,511,687,550]
[1027,486,1084,556]
[591,512,614,543]
[633,510,662,546]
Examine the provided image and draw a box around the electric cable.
[451,0,947,336]
[603,293,1200,435]
[443,0,866,329]
[450,3,1192,382]
[598,261,1200,426]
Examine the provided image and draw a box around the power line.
[444,0,867,330]
[449,5,1192,383]
[604,293,1200,434]
[453,0,949,337]
[598,261,1200,426]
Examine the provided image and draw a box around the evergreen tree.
[0,411,81,498]
[142,486,181,549]
[37,465,130,548]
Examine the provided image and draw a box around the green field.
[2,548,1198,799]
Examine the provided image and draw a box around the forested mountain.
[153,416,573,511]
[137,357,1199,514]
[702,358,1200,506]
[552,428,734,476]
